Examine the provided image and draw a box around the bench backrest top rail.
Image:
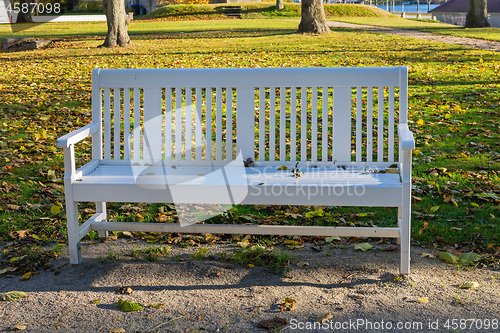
[91,67,408,165]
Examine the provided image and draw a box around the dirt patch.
[1,240,499,332]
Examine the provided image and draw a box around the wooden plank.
[300,87,307,161]
[195,88,202,161]
[226,88,233,160]
[206,88,212,161]
[91,69,102,160]
[388,87,395,162]
[322,87,329,161]
[269,87,276,161]
[90,221,400,238]
[378,87,385,162]
[399,67,408,123]
[133,88,141,160]
[279,87,286,161]
[103,88,111,160]
[165,88,172,160]
[366,87,373,162]
[175,87,183,161]
[215,87,222,161]
[143,88,162,162]
[290,88,297,162]
[311,87,318,162]
[356,87,362,162]
[236,87,255,160]
[123,88,131,160]
[97,67,403,89]
[113,88,121,160]
[333,87,352,162]
[259,88,266,161]
[186,88,193,160]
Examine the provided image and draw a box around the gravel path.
[1,240,499,332]
[326,21,500,52]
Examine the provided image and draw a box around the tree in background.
[15,0,34,23]
[102,0,131,47]
[276,0,284,11]
[298,0,330,34]
[465,0,490,27]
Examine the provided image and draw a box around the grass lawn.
[0,15,499,265]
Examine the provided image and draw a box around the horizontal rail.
[89,222,400,238]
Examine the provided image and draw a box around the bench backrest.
[91,67,407,165]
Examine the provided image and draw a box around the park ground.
[0,3,499,332]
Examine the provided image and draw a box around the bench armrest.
[398,123,415,150]
[56,123,99,148]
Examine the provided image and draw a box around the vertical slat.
[103,88,111,160]
[388,87,395,162]
[113,88,121,160]
[356,87,362,162]
[269,88,276,161]
[91,69,102,160]
[378,87,385,162]
[226,88,233,160]
[206,88,212,161]
[195,88,202,161]
[259,88,265,161]
[215,87,222,161]
[123,88,130,160]
[165,88,172,160]
[399,67,408,123]
[175,87,182,160]
[133,88,141,160]
[290,88,297,162]
[366,87,373,162]
[322,87,329,161]
[300,87,307,161]
[236,88,255,161]
[186,88,193,160]
[311,87,318,162]
[279,87,286,161]
[143,88,162,162]
[333,87,352,162]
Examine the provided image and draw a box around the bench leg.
[66,200,82,265]
[96,202,108,238]
[400,184,411,275]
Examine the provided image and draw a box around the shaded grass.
[0,19,498,254]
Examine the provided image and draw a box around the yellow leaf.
[417,297,429,304]
[50,205,61,215]
[416,119,424,126]
[20,272,32,281]
[248,264,255,268]
[430,206,440,213]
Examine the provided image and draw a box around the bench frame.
[57,67,415,274]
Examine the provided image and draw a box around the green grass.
[0,17,499,259]
[333,16,500,42]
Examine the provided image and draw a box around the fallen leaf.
[277,165,289,170]
[50,205,61,215]
[116,299,143,312]
[417,297,429,304]
[317,312,333,323]
[90,299,101,304]
[150,303,164,309]
[297,260,310,268]
[325,236,341,243]
[116,287,133,295]
[354,243,373,251]
[438,252,459,264]
[1,291,27,301]
[418,253,436,259]
[20,272,32,281]
[108,329,126,333]
[459,281,480,289]
[458,252,481,266]
[10,324,27,331]
[430,206,440,213]
[279,297,297,311]
[305,209,324,218]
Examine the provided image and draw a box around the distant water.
[376,4,440,13]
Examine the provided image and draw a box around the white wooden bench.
[56,67,415,274]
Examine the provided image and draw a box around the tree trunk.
[16,0,34,23]
[276,0,284,11]
[102,0,131,48]
[465,0,490,28]
[298,0,330,34]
